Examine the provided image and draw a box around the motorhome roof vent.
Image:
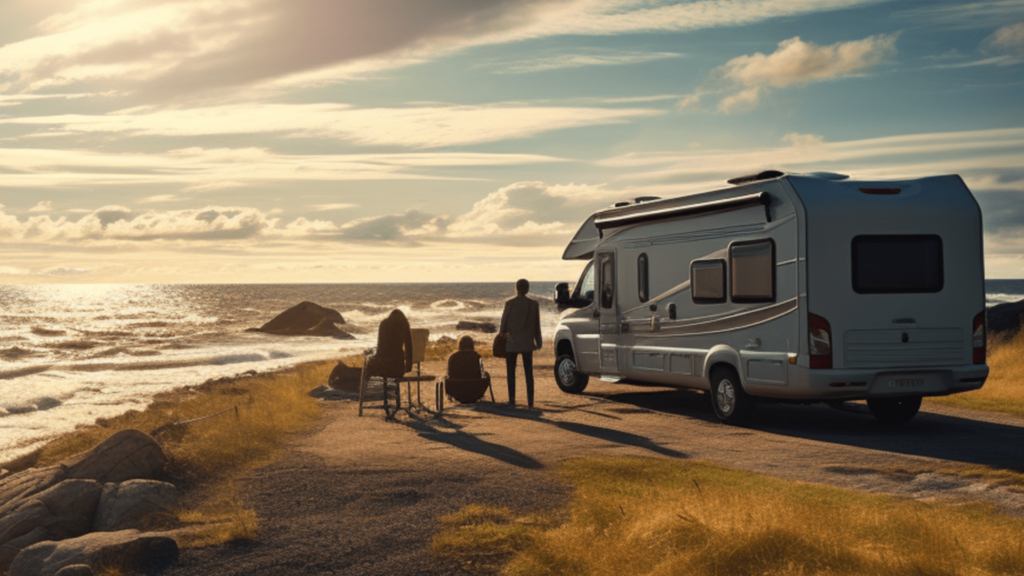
[727,170,784,185]
[634,196,661,203]
[807,172,849,181]
[613,201,631,207]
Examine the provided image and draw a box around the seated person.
[447,335,484,379]
[365,309,413,379]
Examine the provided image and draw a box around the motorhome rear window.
[691,260,726,304]
[730,239,776,303]
[852,235,943,294]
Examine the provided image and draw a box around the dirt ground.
[165,352,1024,575]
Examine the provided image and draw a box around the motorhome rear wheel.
[710,366,756,424]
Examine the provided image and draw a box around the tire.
[709,366,756,424]
[867,396,921,424]
[555,354,589,393]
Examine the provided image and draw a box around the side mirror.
[554,282,570,305]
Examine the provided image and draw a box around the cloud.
[495,51,683,74]
[2,103,660,148]
[0,0,889,98]
[711,34,898,111]
[311,203,357,212]
[28,201,53,212]
[895,1,1024,29]
[985,22,1024,62]
[0,146,568,189]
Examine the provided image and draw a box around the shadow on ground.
[583,385,1024,473]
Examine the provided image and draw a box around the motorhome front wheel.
[710,366,756,424]
[555,354,589,393]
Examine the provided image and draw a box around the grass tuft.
[435,457,1024,576]
[927,330,1024,416]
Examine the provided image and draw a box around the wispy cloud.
[2,103,661,148]
[29,200,53,212]
[0,146,570,190]
[495,51,683,74]
[311,203,357,212]
[0,0,889,98]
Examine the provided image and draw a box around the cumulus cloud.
[983,22,1024,63]
[711,34,897,111]
[29,201,53,212]
[0,0,886,98]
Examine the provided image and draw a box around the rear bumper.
[762,364,989,400]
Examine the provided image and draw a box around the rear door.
[597,251,621,374]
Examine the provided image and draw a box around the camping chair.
[358,328,434,418]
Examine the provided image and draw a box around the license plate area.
[888,378,924,388]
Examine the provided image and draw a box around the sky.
[0,0,1022,284]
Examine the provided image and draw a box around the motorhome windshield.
[852,235,943,294]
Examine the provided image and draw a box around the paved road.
[167,355,1024,575]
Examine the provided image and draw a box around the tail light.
[972,311,986,365]
[809,313,833,369]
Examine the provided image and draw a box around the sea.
[1,280,1022,464]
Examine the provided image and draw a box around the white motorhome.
[551,171,988,424]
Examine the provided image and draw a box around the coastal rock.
[435,336,456,346]
[0,480,103,572]
[254,301,348,337]
[62,430,167,484]
[456,321,497,334]
[9,529,178,576]
[92,480,178,532]
[988,298,1024,336]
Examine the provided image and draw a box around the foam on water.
[0,282,561,462]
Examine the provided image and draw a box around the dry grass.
[927,331,1024,417]
[2,361,331,548]
[435,457,1024,576]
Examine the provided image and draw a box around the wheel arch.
[702,345,743,386]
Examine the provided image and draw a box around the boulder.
[9,530,178,576]
[435,336,456,346]
[456,321,497,334]
[55,565,94,576]
[62,430,167,485]
[327,361,362,391]
[254,301,349,337]
[0,480,103,572]
[988,298,1024,336]
[92,480,178,532]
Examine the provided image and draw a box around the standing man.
[499,278,543,408]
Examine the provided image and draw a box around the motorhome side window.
[730,239,776,303]
[600,256,614,309]
[691,260,726,304]
[577,262,595,302]
[852,235,943,293]
[637,253,649,303]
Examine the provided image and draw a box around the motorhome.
[551,171,988,424]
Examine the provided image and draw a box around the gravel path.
[166,354,1024,575]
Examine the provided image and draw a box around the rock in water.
[988,298,1024,336]
[10,530,177,576]
[254,301,351,337]
[456,320,497,333]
